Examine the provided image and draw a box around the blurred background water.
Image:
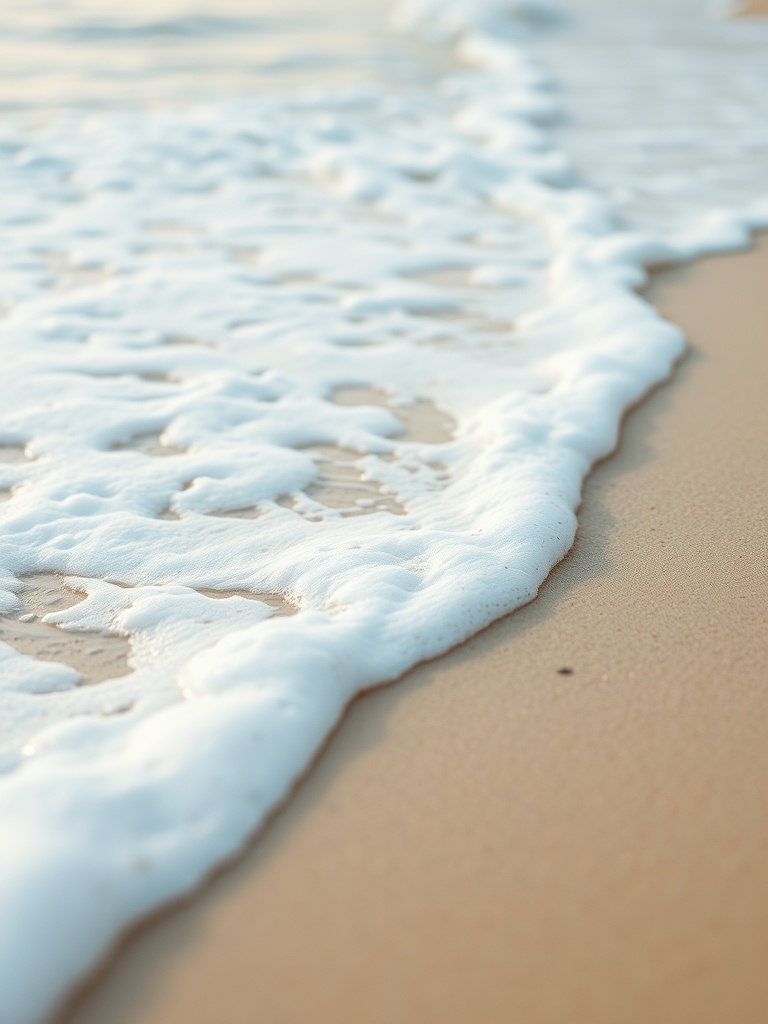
[0,0,452,112]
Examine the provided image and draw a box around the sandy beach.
[0,1,765,1020]
[56,234,768,1023]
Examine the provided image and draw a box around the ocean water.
[0,1,766,1020]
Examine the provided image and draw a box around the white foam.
[1,1,767,1020]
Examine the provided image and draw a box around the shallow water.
[1,2,767,1021]
[0,0,451,112]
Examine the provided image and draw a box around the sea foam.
[0,1,767,1020]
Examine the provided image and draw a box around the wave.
[0,1,767,1020]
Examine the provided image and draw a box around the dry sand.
[56,236,768,1024]
[738,0,768,15]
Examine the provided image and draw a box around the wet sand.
[57,235,768,1024]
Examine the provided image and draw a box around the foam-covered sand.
[61,235,768,1024]
[2,1,768,1019]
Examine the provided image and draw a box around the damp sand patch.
[330,386,455,445]
[0,446,29,463]
[201,389,456,522]
[196,588,296,618]
[282,444,407,519]
[0,576,296,689]
[278,389,455,520]
[0,574,130,686]
[207,506,264,520]
[0,445,33,504]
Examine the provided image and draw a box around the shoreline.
[59,238,768,1024]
